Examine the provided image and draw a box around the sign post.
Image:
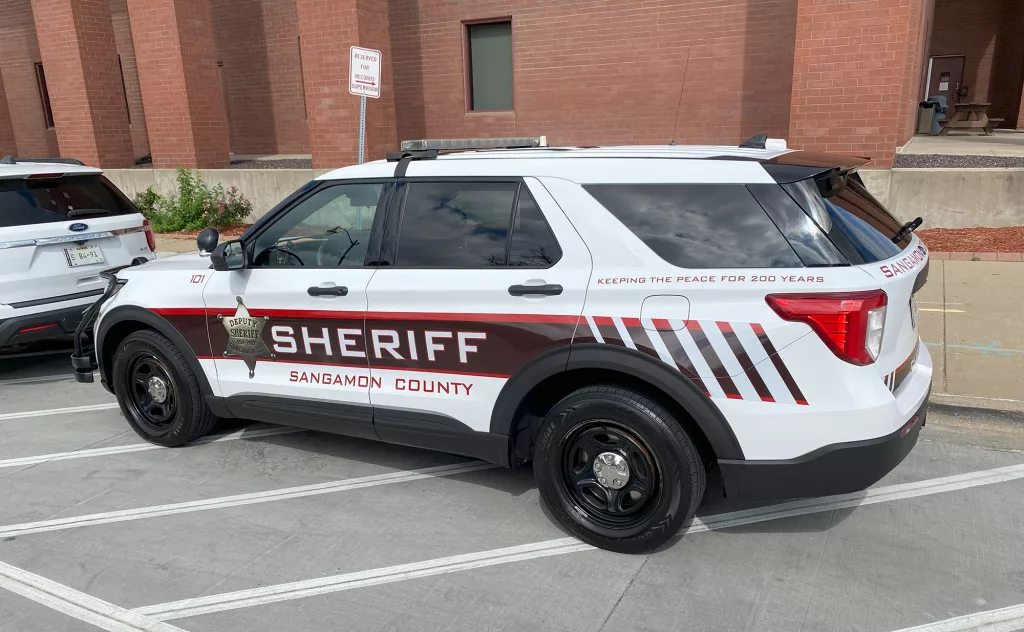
[349,46,382,165]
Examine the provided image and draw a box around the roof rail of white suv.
[0,155,101,178]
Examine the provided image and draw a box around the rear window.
[783,175,907,264]
[583,184,802,269]
[0,174,137,228]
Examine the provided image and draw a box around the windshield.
[783,174,907,264]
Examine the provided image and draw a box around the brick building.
[0,0,1021,170]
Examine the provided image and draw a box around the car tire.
[111,329,217,446]
[533,386,706,554]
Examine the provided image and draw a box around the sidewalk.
[918,259,1024,412]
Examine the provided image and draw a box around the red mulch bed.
[917,227,1024,253]
[160,225,253,239]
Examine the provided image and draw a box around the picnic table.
[939,102,1004,136]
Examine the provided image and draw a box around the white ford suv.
[71,138,931,553]
[1,157,155,354]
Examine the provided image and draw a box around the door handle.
[508,284,563,297]
[307,286,348,297]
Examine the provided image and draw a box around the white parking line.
[0,403,119,422]
[0,426,304,470]
[891,602,1024,632]
[0,461,496,539]
[139,462,1024,621]
[0,558,185,632]
[0,374,75,386]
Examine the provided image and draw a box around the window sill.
[466,110,515,117]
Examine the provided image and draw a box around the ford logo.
[69,222,89,232]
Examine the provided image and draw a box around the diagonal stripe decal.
[717,322,775,403]
[581,315,806,405]
[751,323,807,405]
[685,321,743,400]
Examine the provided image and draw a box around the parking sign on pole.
[350,46,382,165]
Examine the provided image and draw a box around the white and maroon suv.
[71,138,931,553]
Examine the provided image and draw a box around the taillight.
[765,290,887,365]
[143,218,157,252]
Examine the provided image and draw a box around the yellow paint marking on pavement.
[920,308,965,313]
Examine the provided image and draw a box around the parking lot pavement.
[2,355,1024,632]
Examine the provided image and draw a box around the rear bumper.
[0,304,91,349]
[719,389,929,501]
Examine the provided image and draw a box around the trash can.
[917,101,935,135]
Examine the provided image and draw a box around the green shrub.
[131,167,253,233]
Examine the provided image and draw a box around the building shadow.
[209,0,278,155]
[988,0,1024,126]
[388,0,427,143]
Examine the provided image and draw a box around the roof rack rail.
[0,156,86,166]
[399,137,547,153]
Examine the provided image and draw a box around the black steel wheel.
[534,386,706,554]
[124,353,177,436]
[560,422,661,529]
[112,329,218,446]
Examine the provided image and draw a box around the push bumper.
[718,390,929,501]
[0,304,92,349]
[70,265,134,383]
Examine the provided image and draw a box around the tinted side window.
[0,175,137,227]
[584,184,802,269]
[508,187,561,267]
[395,182,517,268]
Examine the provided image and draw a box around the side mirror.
[210,239,246,272]
[197,228,219,253]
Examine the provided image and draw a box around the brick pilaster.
[788,0,928,167]
[0,70,16,157]
[295,0,398,169]
[126,0,229,168]
[29,0,133,167]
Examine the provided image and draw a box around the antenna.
[669,48,692,146]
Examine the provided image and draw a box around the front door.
[202,180,390,439]
[928,55,965,105]
[365,177,591,443]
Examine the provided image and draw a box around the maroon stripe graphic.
[717,321,774,403]
[592,316,625,347]
[685,321,742,400]
[651,327,710,396]
[750,323,807,406]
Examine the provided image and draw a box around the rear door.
[364,177,591,443]
[0,173,151,313]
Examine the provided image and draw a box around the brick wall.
[931,0,1024,126]
[0,0,58,156]
[389,0,799,148]
[0,71,16,155]
[109,0,149,159]
[31,0,134,167]
[127,0,230,168]
[789,0,927,167]
[210,0,308,155]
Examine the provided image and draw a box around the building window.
[34,63,54,129]
[117,55,131,124]
[467,21,513,111]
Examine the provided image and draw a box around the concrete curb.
[930,251,1023,261]
[930,391,1024,415]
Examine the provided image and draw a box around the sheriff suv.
[71,138,931,553]
[1,157,155,354]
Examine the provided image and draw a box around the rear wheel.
[533,386,706,553]
[112,329,217,446]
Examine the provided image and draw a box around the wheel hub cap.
[593,452,630,489]
[147,376,168,404]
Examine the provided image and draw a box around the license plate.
[64,245,105,268]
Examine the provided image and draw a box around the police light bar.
[400,137,548,152]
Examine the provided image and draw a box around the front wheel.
[111,329,217,446]
[533,386,706,553]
